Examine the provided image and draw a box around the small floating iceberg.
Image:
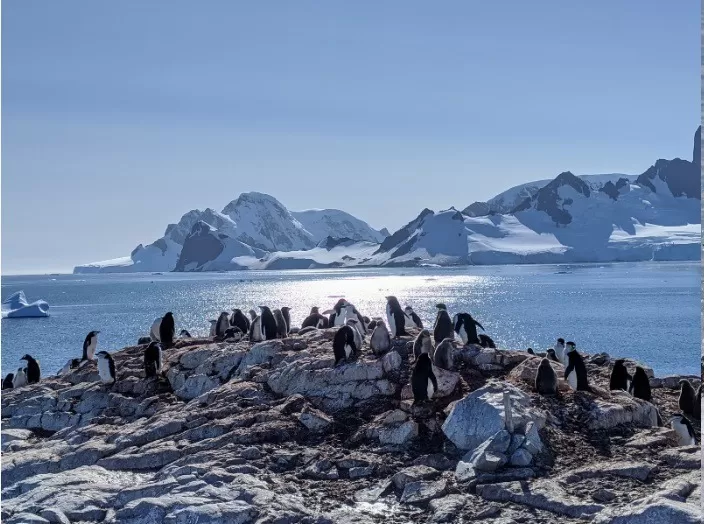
[2,291,49,318]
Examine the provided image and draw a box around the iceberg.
[2,291,49,318]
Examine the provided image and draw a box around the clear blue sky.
[2,1,699,274]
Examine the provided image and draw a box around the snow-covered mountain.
[291,209,387,243]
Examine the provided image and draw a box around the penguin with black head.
[563,342,590,392]
[259,306,278,340]
[678,379,697,417]
[609,359,632,392]
[144,341,163,378]
[411,353,438,405]
[20,354,40,384]
[159,312,175,349]
[83,331,100,361]
[385,296,408,338]
[433,304,454,345]
[629,366,652,401]
[333,325,358,367]
[230,309,251,333]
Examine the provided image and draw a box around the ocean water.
[1,262,700,378]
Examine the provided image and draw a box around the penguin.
[609,359,632,392]
[249,313,264,342]
[230,309,251,334]
[259,306,278,340]
[342,302,367,335]
[433,304,454,345]
[12,368,27,388]
[346,318,363,349]
[546,348,559,362]
[302,307,329,329]
[2,373,14,389]
[20,354,40,384]
[179,329,192,338]
[527,348,535,355]
[563,343,590,392]
[215,312,230,339]
[670,414,696,446]
[695,384,701,420]
[362,316,370,325]
[535,358,558,395]
[385,296,408,338]
[404,306,423,329]
[137,336,152,345]
[280,307,292,334]
[298,326,318,335]
[554,338,566,365]
[332,325,357,367]
[328,299,348,327]
[411,353,438,405]
[159,312,175,349]
[82,330,100,361]
[150,317,162,341]
[144,341,163,378]
[453,313,484,346]
[433,338,455,371]
[273,309,288,338]
[629,366,652,401]
[248,309,257,321]
[208,320,218,337]
[370,320,391,356]
[367,319,378,331]
[95,351,116,384]
[223,327,243,341]
[678,379,697,417]
[413,329,435,361]
[59,358,82,376]
[479,334,496,349]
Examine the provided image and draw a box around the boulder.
[391,465,440,489]
[586,391,658,430]
[457,347,528,371]
[400,479,448,504]
[507,356,570,391]
[592,496,701,524]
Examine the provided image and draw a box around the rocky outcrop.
[1,332,700,523]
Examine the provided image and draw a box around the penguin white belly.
[671,419,695,446]
[352,329,362,349]
[97,359,113,383]
[427,378,435,400]
[209,323,217,337]
[458,325,468,345]
[59,359,72,376]
[156,349,163,373]
[566,370,578,390]
[150,318,161,341]
[626,379,632,395]
[386,307,396,337]
[13,371,27,388]
[86,339,97,360]
[251,319,262,341]
[316,318,325,328]
[344,344,353,358]
[404,314,418,329]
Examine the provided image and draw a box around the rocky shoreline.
[1,329,701,523]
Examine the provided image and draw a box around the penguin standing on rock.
[433,338,455,370]
[179,329,192,338]
[367,319,378,331]
[159,312,175,349]
[479,334,496,349]
[280,307,292,334]
[83,331,100,361]
[333,325,358,367]
[535,358,558,395]
[150,317,162,341]
[670,414,696,446]
[2,373,14,389]
[21,354,40,384]
[385,296,408,338]
[144,341,163,378]
[563,342,590,392]
[301,308,329,329]
[678,380,697,417]
[230,309,251,334]
[209,320,218,337]
[95,351,116,384]
[609,359,632,392]
[327,299,347,327]
[433,304,454,345]
[411,353,438,405]
[554,338,566,365]
[453,313,484,346]
[546,349,559,362]
[346,318,364,349]
[629,366,652,401]
[59,358,82,376]
[404,306,423,329]
[273,309,288,338]
[215,312,230,339]
[259,306,278,340]
[527,348,535,355]
[249,312,263,342]
[370,320,391,355]
[12,368,27,388]
[413,329,435,361]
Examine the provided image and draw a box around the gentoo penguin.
[670,414,696,446]
[346,318,364,349]
[563,343,590,392]
[223,327,244,341]
[249,313,264,342]
[546,349,559,362]
[411,353,438,405]
[280,307,292,334]
[535,358,558,395]
[629,366,652,401]
[12,368,27,388]
[273,309,288,338]
[21,354,40,384]
[259,306,278,340]
[342,302,367,334]
[453,313,484,346]
[404,306,423,329]
[230,309,251,334]
[144,341,163,378]
[2,373,14,389]
[554,338,566,365]
[214,312,229,339]
[59,358,82,376]
[609,359,632,392]
[479,334,496,349]
[433,304,454,345]
[412,329,435,361]
[385,296,408,338]
[179,329,192,338]
[433,338,455,371]
[301,307,327,329]
[159,312,175,349]
[678,380,697,417]
[82,330,100,361]
[328,299,347,327]
[695,385,701,420]
[370,320,391,356]
[95,351,116,384]
[209,320,218,337]
[150,317,162,341]
[333,325,358,367]
[527,348,535,355]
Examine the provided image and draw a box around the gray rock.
[592,496,701,523]
[592,488,617,503]
[509,448,533,467]
[428,494,466,523]
[522,421,543,455]
[659,446,700,469]
[303,460,339,480]
[378,420,418,445]
[296,406,333,433]
[349,466,374,479]
[353,480,393,503]
[391,465,439,489]
[560,461,656,483]
[507,434,525,455]
[586,391,658,430]
[400,479,447,504]
[5,513,50,524]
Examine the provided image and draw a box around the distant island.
[74,128,701,274]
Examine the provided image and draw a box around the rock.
[477,479,604,519]
[592,489,617,503]
[391,465,440,489]
[458,347,528,371]
[378,420,418,445]
[401,366,459,399]
[624,428,672,449]
[441,381,546,451]
[37,509,70,524]
[296,406,333,433]
[5,513,50,524]
[303,460,339,480]
[592,496,701,523]
[508,357,570,391]
[428,494,466,522]
[560,461,656,483]
[650,375,701,389]
[586,391,658,429]
[349,466,374,479]
[400,479,447,504]
[1,428,34,450]
[353,480,393,503]
[659,447,701,469]
[454,461,477,483]
[507,434,525,455]
[463,435,508,473]
[174,374,221,401]
[412,454,456,471]
[473,468,536,486]
[509,449,532,467]
[522,421,543,455]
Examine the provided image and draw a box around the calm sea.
[1,262,700,378]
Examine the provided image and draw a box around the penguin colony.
[3,297,700,446]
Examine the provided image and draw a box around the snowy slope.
[291,209,387,243]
